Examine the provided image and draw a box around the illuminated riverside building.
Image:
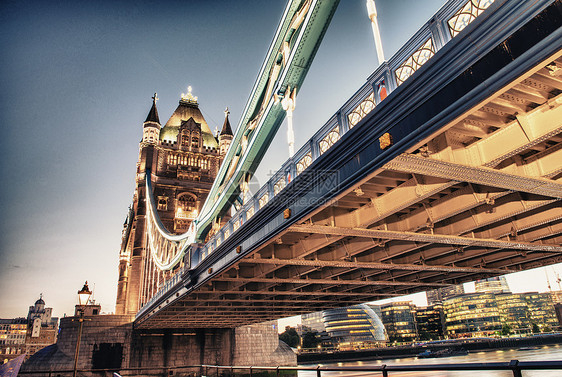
[496,293,530,333]
[379,302,417,343]
[322,304,387,349]
[301,311,325,333]
[524,292,558,331]
[550,290,562,304]
[443,293,501,338]
[0,319,26,364]
[415,305,445,340]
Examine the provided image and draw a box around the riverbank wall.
[298,334,562,364]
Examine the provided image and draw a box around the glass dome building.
[322,304,387,349]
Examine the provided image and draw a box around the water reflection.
[298,345,562,377]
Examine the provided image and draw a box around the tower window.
[177,194,196,212]
[157,197,168,211]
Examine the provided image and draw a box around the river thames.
[298,344,562,376]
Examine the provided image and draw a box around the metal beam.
[246,256,511,275]
[214,276,449,288]
[384,154,562,199]
[288,224,562,253]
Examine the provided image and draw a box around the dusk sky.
[1,0,561,320]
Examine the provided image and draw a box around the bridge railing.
[194,0,498,265]
[18,359,562,377]
[139,0,501,315]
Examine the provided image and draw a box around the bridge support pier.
[21,316,295,375]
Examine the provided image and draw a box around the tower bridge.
[120,0,562,330]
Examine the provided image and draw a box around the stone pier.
[21,315,296,375]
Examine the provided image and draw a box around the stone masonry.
[22,315,296,375]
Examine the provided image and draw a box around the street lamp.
[73,281,92,377]
[77,281,92,307]
[366,0,385,65]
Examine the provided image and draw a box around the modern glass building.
[496,293,529,333]
[415,304,445,340]
[443,292,501,338]
[524,292,558,331]
[301,311,325,333]
[322,304,387,349]
[379,302,417,343]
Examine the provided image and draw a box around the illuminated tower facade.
[116,89,231,315]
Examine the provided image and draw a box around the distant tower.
[27,295,52,338]
[219,107,233,155]
[115,88,228,315]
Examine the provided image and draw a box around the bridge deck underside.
[142,55,562,329]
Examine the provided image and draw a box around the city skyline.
[1,0,561,320]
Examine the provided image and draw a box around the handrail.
[18,359,562,376]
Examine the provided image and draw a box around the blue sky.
[1,0,560,319]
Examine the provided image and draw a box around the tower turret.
[219,108,233,155]
[143,93,161,144]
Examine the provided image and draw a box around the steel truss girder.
[213,276,448,288]
[191,289,394,298]
[289,224,562,253]
[432,98,562,170]
[366,203,562,263]
[245,256,509,275]
[385,154,562,199]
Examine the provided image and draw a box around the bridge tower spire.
[219,107,233,156]
[142,93,161,144]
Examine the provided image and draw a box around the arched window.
[177,194,196,212]
[192,136,199,148]
[181,133,190,147]
[200,158,208,170]
[157,197,168,211]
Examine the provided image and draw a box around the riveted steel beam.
[247,256,510,275]
[289,224,562,253]
[385,154,562,198]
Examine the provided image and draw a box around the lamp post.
[73,281,92,377]
[366,0,385,65]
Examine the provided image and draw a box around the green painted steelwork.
[196,0,340,240]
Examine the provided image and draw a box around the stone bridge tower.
[116,89,232,315]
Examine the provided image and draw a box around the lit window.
[157,197,168,211]
[176,194,197,219]
[246,206,255,220]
